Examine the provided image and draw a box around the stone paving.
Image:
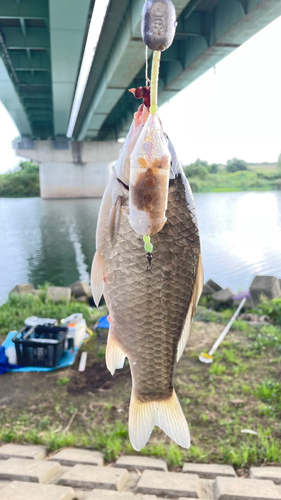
[0,443,281,500]
[49,448,104,467]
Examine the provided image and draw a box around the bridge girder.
[0,0,52,138]
[1,0,281,142]
[0,0,48,20]
[73,0,281,141]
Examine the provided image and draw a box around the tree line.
[0,161,39,197]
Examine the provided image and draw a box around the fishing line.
[145,45,150,87]
[139,0,175,269]
[144,0,150,87]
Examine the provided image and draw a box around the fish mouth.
[117,176,177,192]
[117,178,129,190]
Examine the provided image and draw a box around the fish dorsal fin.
[129,388,190,451]
[109,195,122,246]
[177,254,204,362]
[90,251,104,307]
[106,334,126,375]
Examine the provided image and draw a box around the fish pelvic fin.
[177,254,204,362]
[90,251,104,307]
[129,389,190,451]
[106,334,126,376]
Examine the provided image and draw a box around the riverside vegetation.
[184,157,281,192]
[1,157,281,197]
[0,161,40,197]
[0,288,281,469]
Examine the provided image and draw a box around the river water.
[0,191,280,304]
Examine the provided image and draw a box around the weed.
[221,309,233,321]
[69,405,77,414]
[17,414,30,425]
[94,421,129,461]
[222,348,236,364]
[255,380,281,416]
[256,296,281,324]
[54,404,61,414]
[209,363,226,375]
[188,445,209,462]
[249,325,281,354]
[242,384,251,394]
[56,377,70,386]
[142,442,166,457]
[38,416,50,430]
[167,444,183,467]
[233,320,249,331]
[0,290,107,339]
[1,302,281,469]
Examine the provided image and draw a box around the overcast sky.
[0,15,281,174]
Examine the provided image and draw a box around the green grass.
[56,377,70,386]
[0,289,105,340]
[255,296,281,325]
[209,363,226,375]
[255,381,281,417]
[248,325,281,354]
[1,298,281,469]
[184,168,281,193]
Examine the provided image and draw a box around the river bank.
[1,161,280,197]
[185,169,281,193]
[1,291,281,468]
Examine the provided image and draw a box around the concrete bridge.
[1,0,281,198]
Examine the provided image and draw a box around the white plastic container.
[129,113,171,236]
[67,319,86,348]
[61,314,86,348]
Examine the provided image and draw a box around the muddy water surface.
[0,191,280,303]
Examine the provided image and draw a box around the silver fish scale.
[101,174,200,403]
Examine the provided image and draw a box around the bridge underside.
[0,0,92,139]
[0,0,281,143]
[72,0,281,141]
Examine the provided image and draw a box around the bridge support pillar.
[15,140,121,199]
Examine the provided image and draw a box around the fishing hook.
[146,252,153,271]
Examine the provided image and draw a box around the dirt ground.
[0,319,280,469]
[0,321,220,410]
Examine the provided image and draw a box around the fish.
[91,105,203,451]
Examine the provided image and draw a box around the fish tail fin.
[129,388,190,451]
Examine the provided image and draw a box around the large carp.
[91,107,203,451]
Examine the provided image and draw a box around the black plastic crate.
[12,325,68,368]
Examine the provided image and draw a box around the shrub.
[226,158,248,173]
[209,163,219,173]
[277,153,281,170]
[184,164,208,180]
[0,161,40,197]
[189,181,198,192]
[256,296,281,324]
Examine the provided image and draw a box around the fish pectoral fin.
[106,335,126,376]
[177,253,204,362]
[129,389,190,452]
[109,195,122,246]
[90,251,104,307]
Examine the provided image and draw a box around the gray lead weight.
[142,0,177,51]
